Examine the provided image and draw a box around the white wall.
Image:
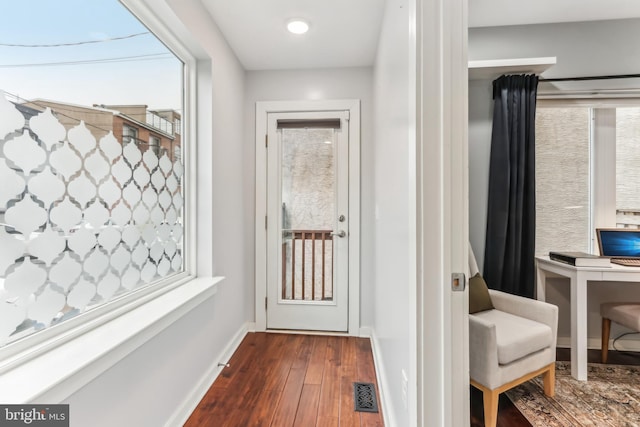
[63,1,251,425]
[469,18,640,348]
[64,296,243,427]
[469,18,640,79]
[468,79,493,270]
[372,0,413,425]
[244,67,375,327]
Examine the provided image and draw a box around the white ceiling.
[201,0,640,71]
[200,0,385,71]
[469,0,640,28]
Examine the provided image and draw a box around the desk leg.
[571,273,588,381]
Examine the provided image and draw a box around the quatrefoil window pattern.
[0,92,184,346]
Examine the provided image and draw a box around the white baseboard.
[265,329,350,336]
[557,335,640,352]
[359,326,372,338]
[165,322,250,427]
[369,329,396,427]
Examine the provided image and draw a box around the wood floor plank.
[271,336,314,426]
[339,376,360,426]
[317,336,343,419]
[270,367,307,426]
[233,334,302,426]
[188,335,640,427]
[292,384,320,426]
[264,334,303,392]
[339,337,359,426]
[244,388,281,427]
[305,335,329,385]
[218,334,284,427]
[360,414,384,427]
[316,415,339,427]
[359,402,384,425]
[341,336,357,375]
[355,338,377,382]
[292,335,315,370]
[187,333,386,427]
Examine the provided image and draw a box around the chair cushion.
[601,302,640,332]
[469,273,494,314]
[472,309,553,364]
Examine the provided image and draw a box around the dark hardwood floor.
[185,332,384,427]
[186,333,640,427]
[470,347,640,427]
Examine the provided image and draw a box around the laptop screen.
[597,228,640,257]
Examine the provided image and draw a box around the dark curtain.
[483,74,539,298]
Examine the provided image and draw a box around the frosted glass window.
[0,1,185,348]
[535,107,591,256]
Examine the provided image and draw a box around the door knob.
[331,230,346,238]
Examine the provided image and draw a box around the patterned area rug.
[506,361,640,426]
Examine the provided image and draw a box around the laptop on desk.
[596,228,640,266]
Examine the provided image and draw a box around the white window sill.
[0,276,223,403]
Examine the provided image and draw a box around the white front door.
[265,111,350,331]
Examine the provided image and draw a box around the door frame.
[255,99,361,335]
[414,0,469,425]
[265,110,350,331]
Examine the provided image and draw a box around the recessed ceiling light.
[287,20,309,35]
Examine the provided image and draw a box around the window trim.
[0,0,200,378]
[591,108,616,251]
[538,97,640,108]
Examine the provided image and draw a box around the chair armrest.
[469,314,499,388]
[488,289,558,349]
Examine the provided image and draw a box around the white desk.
[536,256,640,381]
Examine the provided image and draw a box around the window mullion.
[592,108,617,252]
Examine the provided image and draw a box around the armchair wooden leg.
[482,389,499,427]
[602,317,611,364]
[542,363,555,397]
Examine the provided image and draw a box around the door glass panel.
[280,127,335,302]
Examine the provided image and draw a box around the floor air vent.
[353,382,379,413]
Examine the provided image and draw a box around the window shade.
[277,119,341,129]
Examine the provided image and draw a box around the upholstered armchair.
[469,247,558,427]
